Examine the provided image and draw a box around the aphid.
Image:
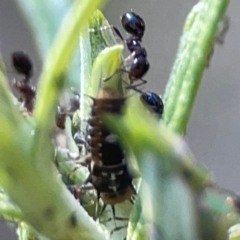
[206,15,230,68]
[11,51,36,112]
[85,87,135,218]
[69,89,80,112]
[56,90,80,129]
[215,15,230,45]
[56,106,67,129]
[141,91,164,117]
[73,131,88,153]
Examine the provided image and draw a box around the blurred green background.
[0,0,240,238]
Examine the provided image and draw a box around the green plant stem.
[105,105,239,239]
[162,2,201,113]
[0,128,109,240]
[0,0,111,239]
[79,26,92,133]
[34,0,106,130]
[163,0,229,134]
[0,192,23,221]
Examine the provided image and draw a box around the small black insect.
[11,51,36,112]
[141,91,164,117]
[12,51,33,78]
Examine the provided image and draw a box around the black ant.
[101,11,164,119]
[102,11,149,90]
[11,51,36,112]
[119,12,149,89]
[120,13,165,118]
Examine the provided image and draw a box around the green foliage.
[0,0,110,239]
[0,0,238,240]
[105,0,235,239]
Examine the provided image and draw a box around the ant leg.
[118,68,147,90]
[107,25,124,41]
[111,205,129,221]
[93,191,102,220]
[124,52,136,62]
[110,224,128,236]
[102,69,122,82]
[89,25,124,42]
[130,197,135,205]
[126,79,147,90]
[98,203,108,218]
[70,87,80,97]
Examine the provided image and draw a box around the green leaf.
[105,107,208,239]
[163,0,229,134]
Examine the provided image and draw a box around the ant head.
[121,12,145,40]
[12,51,33,77]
